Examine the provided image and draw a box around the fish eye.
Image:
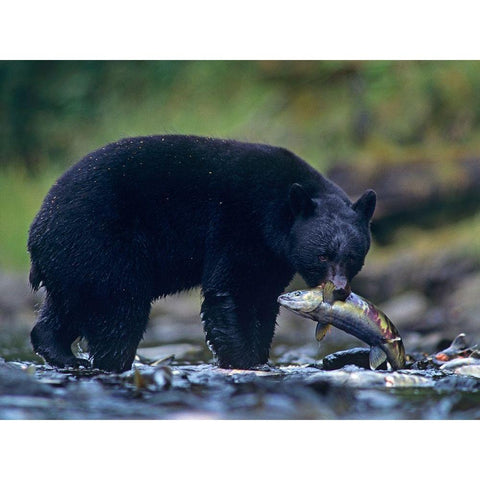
[294,291,302,296]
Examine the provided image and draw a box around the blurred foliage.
[3,61,480,172]
[1,60,480,270]
[0,165,64,269]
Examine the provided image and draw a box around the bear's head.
[288,183,376,297]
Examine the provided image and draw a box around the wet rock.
[322,347,387,370]
[434,375,480,392]
[384,372,435,388]
[306,366,387,389]
[453,365,480,379]
[0,361,51,397]
[219,368,282,377]
[439,357,480,371]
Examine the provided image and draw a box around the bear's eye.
[318,255,328,262]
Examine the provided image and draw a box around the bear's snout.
[326,267,351,301]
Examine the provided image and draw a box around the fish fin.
[322,281,336,304]
[315,323,331,342]
[369,346,387,370]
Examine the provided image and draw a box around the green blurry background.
[1,60,480,271]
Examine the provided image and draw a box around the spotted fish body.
[278,282,406,370]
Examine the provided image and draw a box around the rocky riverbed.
[1,347,480,420]
[1,270,480,420]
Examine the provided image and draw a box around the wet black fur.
[28,135,376,371]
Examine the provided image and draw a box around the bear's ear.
[353,189,376,222]
[289,183,315,217]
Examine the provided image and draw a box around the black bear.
[28,135,376,372]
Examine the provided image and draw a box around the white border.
[2,1,479,59]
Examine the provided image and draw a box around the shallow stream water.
[1,340,479,420]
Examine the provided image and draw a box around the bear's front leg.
[201,292,267,369]
[200,222,293,369]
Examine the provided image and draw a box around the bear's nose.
[327,267,351,301]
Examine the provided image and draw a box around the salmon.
[278,281,406,370]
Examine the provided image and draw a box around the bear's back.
[44,135,324,217]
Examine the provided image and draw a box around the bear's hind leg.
[31,295,89,368]
[83,300,151,373]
